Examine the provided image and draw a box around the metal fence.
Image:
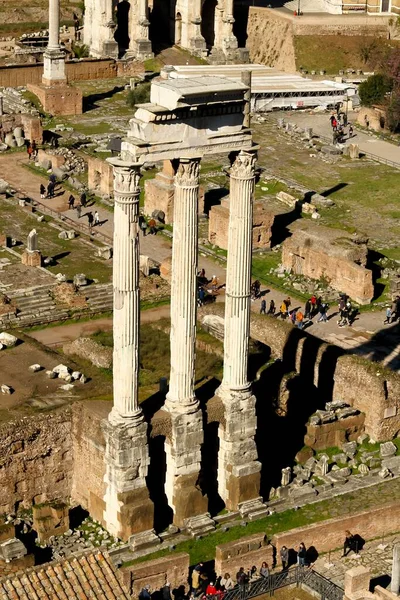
[209,568,343,600]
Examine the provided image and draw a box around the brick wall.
[272,502,400,555]
[70,401,108,523]
[0,409,72,514]
[0,58,145,88]
[88,156,114,196]
[215,534,274,577]
[120,553,190,597]
[199,303,400,442]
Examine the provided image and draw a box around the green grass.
[144,57,163,73]
[252,253,307,301]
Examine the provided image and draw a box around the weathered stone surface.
[29,364,42,372]
[58,231,68,240]
[0,332,18,347]
[0,538,27,561]
[1,385,12,394]
[380,441,397,458]
[343,441,358,457]
[358,463,369,475]
[282,221,374,304]
[63,337,112,369]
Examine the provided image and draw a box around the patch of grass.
[252,253,307,301]
[144,57,162,72]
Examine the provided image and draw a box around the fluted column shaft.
[221,151,256,394]
[48,0,60,49]
[110,159,142,423]
[166,158,200,414]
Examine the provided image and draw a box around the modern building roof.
[0,550,131,600]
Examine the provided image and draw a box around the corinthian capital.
[175,158,200,187]
[113,164,141,197]
[230,150,257,180]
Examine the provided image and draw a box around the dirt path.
[2,153,399,370]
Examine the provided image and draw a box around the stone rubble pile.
[271,263,339,299]
[0,87,39,116]
[46,147,86,174]
[48,363,88,387]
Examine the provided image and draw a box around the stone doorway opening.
[150,0,175,51]
[114,0,130,58]
[201,0,218,49]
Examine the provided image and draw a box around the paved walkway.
[284,111,400,167]
[2,153,399,369]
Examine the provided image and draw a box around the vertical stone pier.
[217,150,261,511]
[190,0,206,54]
[42,0,66,85]
[391,544,400,595]
[103,159,155,543]
[164,158,208,528]
[133,0,153,60]
[222,0,238,53]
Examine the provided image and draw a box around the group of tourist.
[329,113,354,143]
[197,270,220,307]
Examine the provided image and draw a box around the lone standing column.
[164,158,209,528]
[217,150,261,510]
[132,0,153,60]
[391,544,400,595]
[43,0,66,84]
[102,159,155,544]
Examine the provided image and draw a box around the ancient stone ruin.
[282,221,374,304]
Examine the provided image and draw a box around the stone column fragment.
[392,544,400,595]
[130,0,153,60]
[217,150,261,511]
[102,159,154,542]
[189,0,206,54]
[164,158,208,527]
[222,0,238,52]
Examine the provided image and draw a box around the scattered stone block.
[276,191,297,208]
[0,344,4,351]
[53,364,70,377]
[46,370,57,379]
[71,371,81,380]
[337,407,359,419]
[0,332,18,347]
[1,385,12,394]
[380,441,397,458]
[80,374,88,384]
[358,463,369,475]
[97,247,112,260]
[0,538,27,561]
[310,193,335,208]
[29,364,42,372]
[60,383,74,391]
[342,441,357,457]
[332,453,348,464]
[378,467,392,479]
[67,230,76,240]
[56,273,67,282]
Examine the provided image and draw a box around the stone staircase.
[85,284,113,313]
[0,283,114,329]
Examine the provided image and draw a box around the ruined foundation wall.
[71,402,107,523]
[120,553,190,597]
[200,304,400,441]
[0,409,73,514]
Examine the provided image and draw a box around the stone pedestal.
[21,250,42,267]
[42,49,66,85]
[217,151,261,510]
[164,158,208,527]
[102,417,154,541]
[103,159,155,541]
[27,82,83,117]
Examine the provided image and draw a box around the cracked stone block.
[380,441,397,458]
[342,441,357,457]
[0,332,18,347]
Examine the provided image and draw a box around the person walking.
[80,192,87,208]
[139,215,147,236]
[280,546,289,570]
[40,184,46,199]
[27,143,33,161]
[348,123,354,138]
[384,305,392,325]
[268,299,276,315]
[280,300,288,320]
[297,542,307,567]
[296,310,304,329]
[76,204,81,219]
[47,181,55,198]
[342,531,358,557]
[310,294,317,316]
[68,194,75,209]
[260,299,266,315]
[317,302,328,323]
[304,298,312,320]
[148,217,157,235]
[87,211,94,233]
[290,309,297,325]
[31,140,37,159]
[94,210,100,226]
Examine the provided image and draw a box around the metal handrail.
[204,568,343,600]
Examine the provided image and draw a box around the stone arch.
[201,0,218,49]
[150,0,176,49]
[175,11,182,45]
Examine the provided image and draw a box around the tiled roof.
[0,549,131,600]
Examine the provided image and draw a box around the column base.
[216,391,261,511]
[129,528,161,552]
[21,250,42,267]
[184,513,216,537]
[134,39,154,61]
[103,40,119,59]
[165,409,208,528]
[102,416,154,541]
[190,36,207,57]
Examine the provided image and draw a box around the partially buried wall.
[200,303,400,442]
[0,409,72,514]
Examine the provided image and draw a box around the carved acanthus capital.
[113,164,141,200]
[230,150,257,180]
[175,159,200,188]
